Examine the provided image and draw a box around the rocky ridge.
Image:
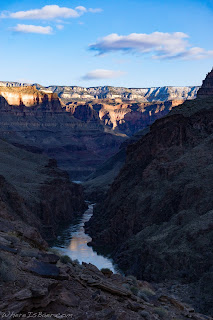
[0,81,199,102]
[36,84,199,103]
[197,68,213,98]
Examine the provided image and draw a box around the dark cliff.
[86,95,213,315]
[0,138,86,241]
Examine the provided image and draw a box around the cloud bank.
[82,69,125,80]
[2,5,102,20]
[89,32,213,60]
[12,24,53,34]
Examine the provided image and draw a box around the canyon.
[0,139,210,320]
[0,82,199,179]
[0,138,86,241]
[0,73,212,318]
[0,132,210,320]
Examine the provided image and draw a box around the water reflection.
[53,204,118,273]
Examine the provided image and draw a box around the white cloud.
[88,8,103,13]
[82,69,125,80]
[56,24,64,30]
[2,5,102,20]
[89,32,213,60]
[12,24,53,34]
[75,6,87,13]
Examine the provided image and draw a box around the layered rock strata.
[0,87,125,179]
[36,84,199,103]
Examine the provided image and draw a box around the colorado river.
[52,204,119,273]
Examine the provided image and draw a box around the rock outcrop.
[0,221,211,320]
[0,138,86,240]
[86,94,213,316]
[197,68,213,98]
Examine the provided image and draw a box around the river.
[52,204,119,273]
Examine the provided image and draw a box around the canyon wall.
[86,94,213,315]
[36,84,199,102]
[0,86,125,179]
[0,83,199,179]
[1,81,199,102]
[67,99,185,136]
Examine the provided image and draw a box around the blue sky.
[0,0,212,87]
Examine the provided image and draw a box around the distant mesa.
[197,68,213,98]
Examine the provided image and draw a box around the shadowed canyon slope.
[0,83,199,179]
[0,138,86,241]
[0,86,125,179]
[0,136,210,320]
[86,92,213,315]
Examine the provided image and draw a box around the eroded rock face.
[0,86,61,109]
[66,99,185,136]
[86,96,213,315]
[197,68,213,98]
[0,139,86,241]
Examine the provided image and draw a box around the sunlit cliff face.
[0,86,56,107]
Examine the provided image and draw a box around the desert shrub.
[130,286,139,295]
[101,268,113,276]
[60,255,72,264]
[137,290,149,302]
[72,259,80,265]
[139,287,156,297]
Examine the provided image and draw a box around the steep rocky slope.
[1,228,211,320]
[83,128,149,200]
[86,95,213,315]
[0,138,86,240]
[197,68,213,98]
[0,134,210,320]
